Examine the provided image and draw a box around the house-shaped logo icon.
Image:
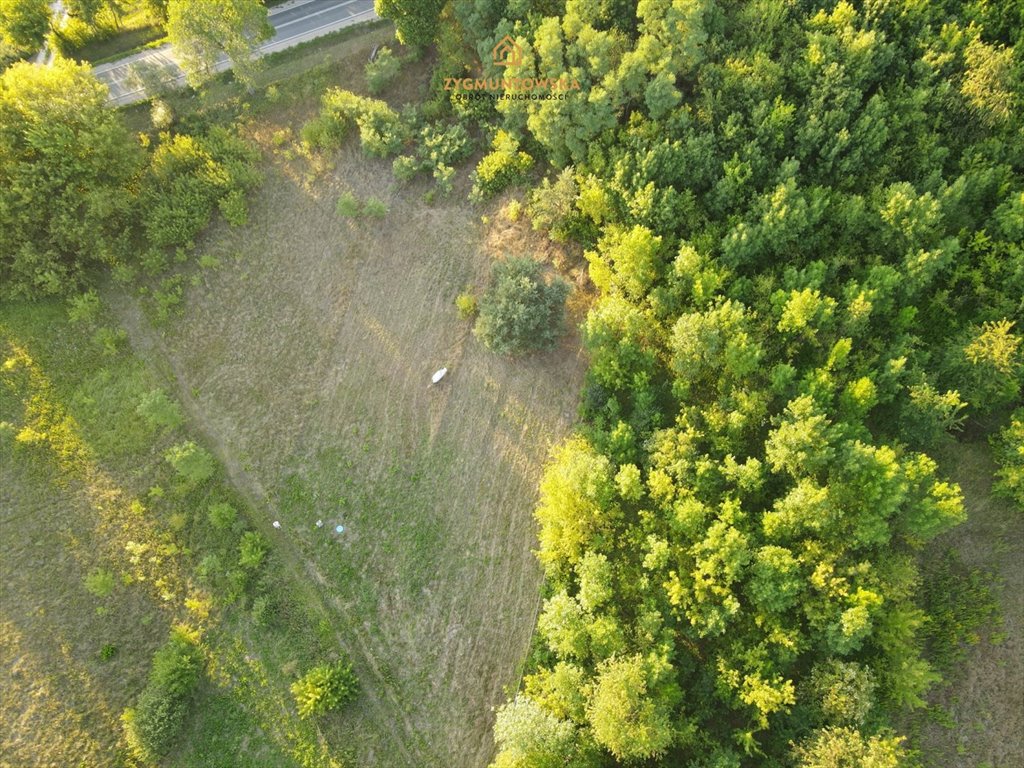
[492,35,523,67]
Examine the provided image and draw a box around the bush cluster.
[122,632,202,763]
[392,121,473,194]
[140,127,262,250]
[302,88,405,157]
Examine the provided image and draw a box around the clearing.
[110,137,586,766]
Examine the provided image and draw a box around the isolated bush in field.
[992,409,1023,507]
[196,553,223,585]
[474,257,569,355]
[238,530,267,570]
[137,389,184,430]
[365,45,402,94]
[84,568,116,598]
[363,197,389,218]
[164,440,215,486]
[208,502,238,530]
[291,660,359,718]
[456,291,478,319]
[122,632,202,763]
[470,130,533,201]
[337,192,361,218]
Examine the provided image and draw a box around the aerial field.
[3,4,1022,766]
[109,140,586,766]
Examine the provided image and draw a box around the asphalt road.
[93,0,377,106]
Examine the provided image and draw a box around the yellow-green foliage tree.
[0,60,141,297]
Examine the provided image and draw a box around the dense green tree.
[586,654,677,760]
[465,0,1020,763]
[474,257,569,355]
[374,0,446,48]
[0,61,140,298]
[0,0,49,50]
[792,727,911,768]
[491,695,590,768]
[166,0,272,89]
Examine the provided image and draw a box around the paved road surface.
[93,0,377,106]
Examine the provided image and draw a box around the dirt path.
[107,287,425,766]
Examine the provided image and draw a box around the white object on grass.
[315,519,323,528]
[430,367,448,385]
[272,520,281,529]
[335,525,345,534]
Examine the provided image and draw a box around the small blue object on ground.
[336,525,345,534]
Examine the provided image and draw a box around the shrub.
[470,130,534,201]
[68,290,102,325]
[219,189,248,227]
[140,128,261,250]
[122,632,202,763]
[208,502,237,530]
[164,440,215,486]
[150,99,174,131]
[392,154,420,182]
[355,101,405,157]
[291,660,359,718]
[365,45,402,94]
[337,192,361,218]
[303,88,405,157]
[992,408,1024,507]
[474,258,570,355]
[300,115,345,150]
[238,531,267,570]
[99,643,118,661]
[84,568,116,598]
[137,389,184,430]
[455,291,478,319]
[391,122,472,192]
[363,197,389,218]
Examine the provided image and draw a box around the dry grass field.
[109,135,586,765]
